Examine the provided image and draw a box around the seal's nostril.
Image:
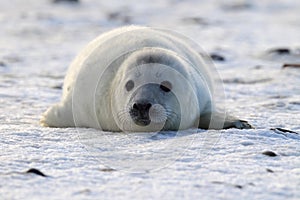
[132,102,152,111]
[133,103,139,110]
[146,103,152,110]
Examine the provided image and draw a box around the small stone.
[0,61,7,67]
[271,128,299,134]
[108,12,121,20]
[262,151,278,157]
[268,48,290,55]
[107,11,131,24]
[53,0,79,3]
[234,185,243,189]
[52,84,63,90]
[266,168,274,173]
[210,53,225,61]
[254,65,263,69]
[182,17,208,25]
[26,168,48,177]
[223,2,252,11]
[99,168,116,172]
[282,63,300,69]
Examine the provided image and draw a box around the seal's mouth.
[134,119,151,126]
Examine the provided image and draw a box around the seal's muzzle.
[130,100,152,126]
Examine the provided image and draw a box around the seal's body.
[41,26,252,131]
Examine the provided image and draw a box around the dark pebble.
[266,168,274,173]
[182,17,208,25]
[73,189,91,195]
[268,48,290,55]
[223,2,252,11]
[53,0,79,3]
[108,12,121,20]
[99,168,116,172]
[0,61,7,67]
[26,168,48,177]
[262,151,278,157]
[271,128,299,134]
[234,185,243,189]
[211,181,222,184]
[254,65,263,69]
[107,11,131,24]
[212,181,243,189]
[282,63,300,69]
[210,53,225,61]
[52,84,63,90]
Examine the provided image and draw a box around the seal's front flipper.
[40,103,74,128]
[198,112,254,130]
[222,116,253,129]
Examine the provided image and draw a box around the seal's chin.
[118,115,176,132]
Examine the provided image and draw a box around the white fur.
[41,26,217,131]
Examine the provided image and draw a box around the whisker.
[116,107,133,131]
[164,108,179,130]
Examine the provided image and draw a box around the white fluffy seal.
[41,26,252,132]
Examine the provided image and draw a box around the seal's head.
[127,80,180,130]
[110,48,207,132]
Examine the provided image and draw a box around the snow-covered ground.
[0,0,299,199]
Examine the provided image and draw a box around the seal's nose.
[130,100,152,126]
[132,102,152,112]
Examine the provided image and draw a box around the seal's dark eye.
[125,80,134,91]
[160,81,172,93]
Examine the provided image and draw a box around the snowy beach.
[0,0,299,199]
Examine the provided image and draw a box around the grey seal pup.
[41,26,252,132]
